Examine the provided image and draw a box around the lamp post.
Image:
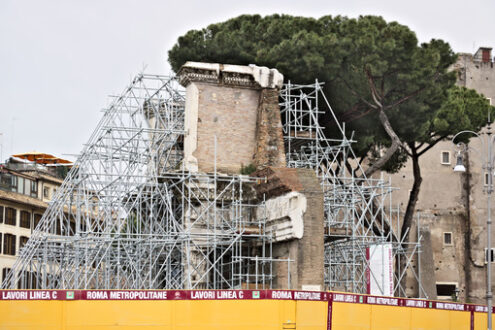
[453,127,493,330]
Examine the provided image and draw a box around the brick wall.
[193,83,259,174]
[253,89,286,168]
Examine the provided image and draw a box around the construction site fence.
[0,289,492,329]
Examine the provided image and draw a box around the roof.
[12,152,73,166]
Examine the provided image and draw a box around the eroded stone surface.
[178,62,285,174]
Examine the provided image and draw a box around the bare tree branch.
[384,72,441,110]
[417,135,448,156]
[337,75,378,110]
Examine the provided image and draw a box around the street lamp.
[453,128,493,330]
[453,151,467,173]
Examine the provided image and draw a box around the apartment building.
[0,154,70,286]
[390,47,495,303]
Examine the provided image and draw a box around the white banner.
[367,243,394,296]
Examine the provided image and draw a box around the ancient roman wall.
[178,62,285,174]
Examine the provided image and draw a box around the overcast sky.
[1,0,494,162]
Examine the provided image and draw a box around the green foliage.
[54,166,69,179]
[436,86,495,144]
[240,163,257,175]
[168,14,487,172]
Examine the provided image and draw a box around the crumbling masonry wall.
[253,88,286,168]
[254,167,324,290]
[178,62,285,174]
[177,62,324,290]
[183,82,259,173]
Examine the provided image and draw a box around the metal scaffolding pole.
[280,81,424,296]
[4,75,422,297]
[3,74,286,290]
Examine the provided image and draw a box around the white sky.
[1,0,494,162]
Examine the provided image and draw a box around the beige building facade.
[0,158,64,287]
[389,47,495,303]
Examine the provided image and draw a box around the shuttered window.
[5,207,16,226]
[3,234,16,255]
[34,213,42,229]
[2,268,11,282]
[19,236,29,250]
[20,211,31,229]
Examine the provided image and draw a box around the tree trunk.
[397,148,422,296]
[365,108,406,178]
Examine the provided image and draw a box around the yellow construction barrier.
[0,290,492,329]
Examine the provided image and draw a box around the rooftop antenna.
[10,117,18,156]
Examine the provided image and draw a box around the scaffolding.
[3,74,282,290]
[280,81,425,297]
[3,74,424,297]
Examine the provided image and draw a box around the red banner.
[0,288,493,314]
[327,300,333,330]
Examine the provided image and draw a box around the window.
[485,172,491,186]
[30,180,37,198]
[488,98,493,106]
[436,283,458,299]
[441,151,451,165]
[3,234,16,255]
[43,187,50,199]
[10,175,17,192]
[443,232,453,245]
[18,271,38,289]
[17,177,24,194]
[5,207,16,226]
[20,211,31,229]
[0,173,22,193]
[17,271,36,289]
[0,206,3,223]
[33,213,42,229]
[2,268,11,283]
[24,179,31,196]
[485,248,495,263]
[0,173,12,190]
[19,236,29,250]
[17,271,38,289]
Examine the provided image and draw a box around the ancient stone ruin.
[4,62,420,298]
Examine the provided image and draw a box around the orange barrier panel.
[474,312,495,330]
[0,300,63,329]
[0,290,493,329]
[331,302,474,330]
[65,300,293,330]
